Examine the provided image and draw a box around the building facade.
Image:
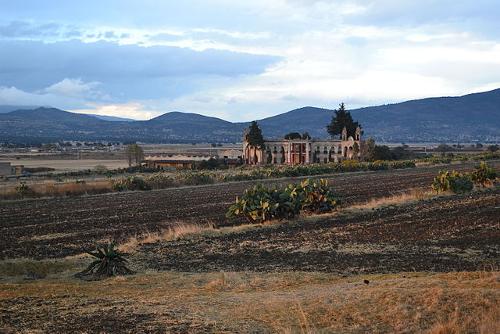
[244,127,361,165]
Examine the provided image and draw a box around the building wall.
[243,128,361,166]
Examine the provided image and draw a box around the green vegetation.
[15,182,32,198]
[245,121,265,148]
[76,242,133,280]
[487,144,498,152]
[112,176,151,191]
[226,179,339,223]
[470,161,497,186]
[431,162,497,193]
[361,140,417,161]
[431,170,473,193]
[327,103,361,138]
[176,171,215,185]
[144,173,176,189]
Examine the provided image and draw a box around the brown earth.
[0,271,498,333]
[140,188,500,274]
[0,161,498,260]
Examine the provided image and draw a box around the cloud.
[0,85,87,108]
[0,39,280,100]
[0,1,499,121]
[43,78,103,99]
[73,102,159,120]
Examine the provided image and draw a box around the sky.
[0,0,499,121]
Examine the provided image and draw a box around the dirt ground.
[1,161,497,260]
[139,187,500,274]
[0,162,498,333]
[0,271,498,333]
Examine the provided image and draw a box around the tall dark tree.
[245,121,265,148]
[284,132,302,140]
[327,103,360,139]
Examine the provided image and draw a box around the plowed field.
[1,161,498,259]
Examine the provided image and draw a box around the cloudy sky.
[1,0,499,121]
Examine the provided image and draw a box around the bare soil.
[0,161,497,260]
[140,188,500,274]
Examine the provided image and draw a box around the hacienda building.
[243,126,362,165]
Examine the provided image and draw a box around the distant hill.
[0,108,243,144]
[0,105,134,122]
[0,89,499,144]
[257,89,500,142]
[0,105,39,113]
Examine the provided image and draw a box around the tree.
[327,103,360,139]
[435,143,453,154]
[245,121,265,149]
[488,144,499,152]
[126,144,144,167]
[360,138,375,161]
[352,142,360,156]
[372,145,392,160]
[284,132,302,140]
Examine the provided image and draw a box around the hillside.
[0,108,243,144]
[258,89,500,142]
[0,89,499,143]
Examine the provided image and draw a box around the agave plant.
[76,242,133,279]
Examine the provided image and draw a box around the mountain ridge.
[1,89,499,143]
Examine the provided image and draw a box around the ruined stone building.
[243,126,361,165]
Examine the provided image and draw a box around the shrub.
[431,170,473,193]
[298,179,339,213]
[341,160,362,172]
[226,178,339,223]
[389,160,416,169]
[369,160,389,170]
[470,162,497,186]
[226,184,300,223]
[75,242,133,280]
[15,182,34,198]
[177,172,214,185]
[111,176,150,191]
[94,165,108,173]
[145,173,176,189]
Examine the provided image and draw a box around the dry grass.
[0,180,112,200]
[118,222,216,253]
[0,258,77,280]
[33,180,112,196]
[347,188,436,211]
[0,271,498,333]
[118,220,288,253]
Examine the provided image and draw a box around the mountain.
[0,105,134,122]
[0,108,242,144]
[257,89,500,142]
[0,89,499,144]
[0,105,39,113]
